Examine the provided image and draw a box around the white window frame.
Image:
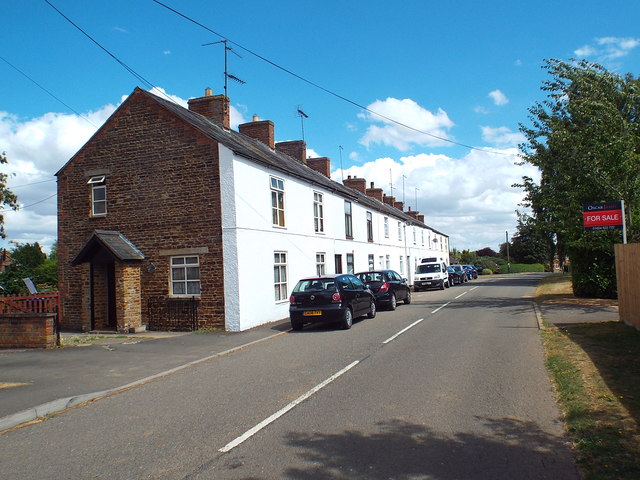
[316,252,326,276]
[384,217,389,238]
[88,176,107,217]
[366,211,373,242]
[170,256,201,296]
[344,201,353,238]
[399,255,404,274]
[398,222,402,241]
[313,191,324,233]
[274,251,288,302]
[385,255,391,269]
[271,176,285,227]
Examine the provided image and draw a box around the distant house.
[56,87,449,333]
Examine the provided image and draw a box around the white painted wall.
[219,145,449,331]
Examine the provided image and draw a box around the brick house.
[57,87,448,333]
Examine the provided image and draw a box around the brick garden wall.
[0,314,57,349]
[57,88,226,331]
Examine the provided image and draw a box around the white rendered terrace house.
[57,87,448,333]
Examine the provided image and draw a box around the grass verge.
[537,275,640,479]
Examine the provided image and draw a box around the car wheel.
[388,294,397,311]
[439,280,445,290]
[445,280,450,288]
[367,300,376,318]
[341,308,353,329]
[291,319,303,331]
[404,290,411,304]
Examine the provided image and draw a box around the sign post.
[583,201,626,244]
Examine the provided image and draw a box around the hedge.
[506,263,545,273]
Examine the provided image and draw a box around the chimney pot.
[205,88,213,96]
[252,114,260,122]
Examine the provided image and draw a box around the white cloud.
[488,89,509,106]
[332,147,539,251]
[163,50,172,55]
[474,106,490,115]
[359,98,454,151]
[481,126,526,147]
[0,87,246,253]
[575,36,640,61]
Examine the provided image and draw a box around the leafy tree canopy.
[518,59,640,295]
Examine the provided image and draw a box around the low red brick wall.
[0,313,57,349]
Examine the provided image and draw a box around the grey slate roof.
[138,88,447,237]
[72,230,145,265]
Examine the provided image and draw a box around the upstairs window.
[313,192,324,233]
[384,217,389,238]
[366,211,373,242]
[171,256,201,296]
[344,201,353,239]
[271,176,285,227]
[88,176,106,217]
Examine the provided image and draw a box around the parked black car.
[289,274,376,330]
[447,265,467,285]
[451,265,469,284]
[355,270,411,310]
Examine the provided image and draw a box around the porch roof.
[72,230,145,266]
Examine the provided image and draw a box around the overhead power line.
[150,0,509,155]
[44,0,179,107]
[0,55,98,128]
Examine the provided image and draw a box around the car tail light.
[379,282,390,292]
[289,295,295,304]
[331,292,341,302]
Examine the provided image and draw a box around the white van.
[414,261,449,291]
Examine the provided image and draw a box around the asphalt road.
[0,274,579,479]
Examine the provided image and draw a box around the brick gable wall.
[57,90,225,331]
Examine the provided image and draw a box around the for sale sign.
[583,201,624,230]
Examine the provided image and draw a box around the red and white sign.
[583,201,624,230]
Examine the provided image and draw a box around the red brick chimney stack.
[343,176,367,194]
[239,115,275,149]
[365,182,384,202]
[275,140,307,164]
[307,157,331,177]
[187,88,230,129]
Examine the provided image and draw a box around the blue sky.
[1,0,639,254]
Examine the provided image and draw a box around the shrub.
[568,240,617,299]
[481,268,493,275]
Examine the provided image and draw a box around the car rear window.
[293,279,337,293]
[358,272,384,283]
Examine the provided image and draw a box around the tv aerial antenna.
[296,105,309,141]
[202,39,246,98]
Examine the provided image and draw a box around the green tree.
[459,249,478,265]
[508,214,552,265]
[518,59,640,297]
[475,247,499,258]
[0,151,18,238]
[0,242,48,294]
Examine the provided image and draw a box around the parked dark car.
[355,270,411,310]
[451,265,469,284]
[463,265,478,279]
[289,274,376,330]
[447,265,467,285]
